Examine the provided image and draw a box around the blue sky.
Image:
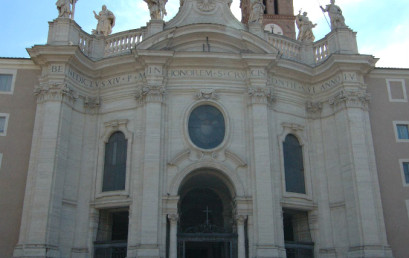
[1,0,409,68]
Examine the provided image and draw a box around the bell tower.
[241,0,296,39]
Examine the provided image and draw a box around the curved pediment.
[136,24,280,55]
[166,0,245,30]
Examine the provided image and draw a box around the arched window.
[283,134,306,194]
[102,132,127,192]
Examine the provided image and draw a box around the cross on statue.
[202,206,212,225]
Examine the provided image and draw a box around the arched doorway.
[177,169,238,258]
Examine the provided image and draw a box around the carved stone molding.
[34,82,77,104]
[136,85,166,103]
[101,119,133,143]
[248,87,275,105]
[328,90,370,110]
[194,89,219,100]
[306,101,322,114]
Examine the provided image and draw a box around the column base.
[255,245,286,257]
[127,245,160,258]
[13,244,60,258]
[348,245,393,258]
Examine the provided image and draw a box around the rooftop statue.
[296,11,317,42]
[320,0,346,29]
[56,0,72,18]
[93,5,116,36]
[248,0,265,24]
[144,0,168,20]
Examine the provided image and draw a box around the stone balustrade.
[104,29,145,57]
[266,34,301,61]
[313,38,329,64]
[47,18,356,66]
[78,30,92,56]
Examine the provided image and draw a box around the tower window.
[263,0,267,14]
[274,0,279,14]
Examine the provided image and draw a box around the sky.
[1,0,409,68]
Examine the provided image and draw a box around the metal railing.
[285,242,314,258]
[94,241,127,258]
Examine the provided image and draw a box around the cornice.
[0,58,39,70]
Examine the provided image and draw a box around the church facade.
[1,0,409,257]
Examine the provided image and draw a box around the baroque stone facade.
[1,0,409,257]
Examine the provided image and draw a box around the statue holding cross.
[56,0,78,19]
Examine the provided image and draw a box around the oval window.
[188,105,225,149]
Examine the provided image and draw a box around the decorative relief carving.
[34,82,78,104]
[282,122,304,132]
[197,0,216,12]
[306,101,323,114]
[248,87,275,105]
[84,96,100,110]
[135,85,166,103]
[194,89,219,100]
[328,90,370,110]
[104,119,129,130]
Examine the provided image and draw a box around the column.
[168,214,179,258]
[236,215,247,258]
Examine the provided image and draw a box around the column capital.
[247,87,275,105]
[236,215,247,225]
[168,213,179,222]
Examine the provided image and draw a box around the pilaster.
[14,76,76,257]
[245,62,284,257]
[328,87,392,257]
[129,52,173,257]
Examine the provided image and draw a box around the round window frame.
[184,101,230,152]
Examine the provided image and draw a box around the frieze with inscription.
[270,72,359,94]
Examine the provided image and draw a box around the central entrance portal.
[177,170,238,258]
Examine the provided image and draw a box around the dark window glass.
[283,134,306,194]
[403,162,409,184]
[188,105,225,149]
[0,117,6,133]
[0,74,12,92]
[397,124,409,139]
[103,132,127,192]
[274,0,279,14]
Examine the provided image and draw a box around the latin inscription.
[67,68,145,89]
[272,72,358,94]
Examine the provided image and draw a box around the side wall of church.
[367,69,409,258]
[0,62,38,257]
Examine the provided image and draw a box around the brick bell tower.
[241,0,296,39]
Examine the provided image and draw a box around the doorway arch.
[177,169,238,258]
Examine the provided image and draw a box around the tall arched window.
[102,131,127,192]
[283,134,306,194]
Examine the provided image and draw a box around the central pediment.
[137,24,279,55]
[165,0,245,30]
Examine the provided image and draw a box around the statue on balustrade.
[296,11,317,42]
[144,0,168,20]
[93,5,116,36]
[320,0,346,29]
[56,0,72,18]
[248,0,265,24]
